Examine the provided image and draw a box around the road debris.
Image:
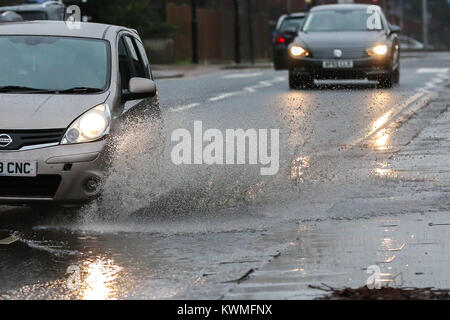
[310,285,450,300]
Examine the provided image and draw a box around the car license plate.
[323,60,354,68]
[0,161,37,177]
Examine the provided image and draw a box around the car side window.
[124,36,148,79]
[133,40,152,80]
[118,37,133,91]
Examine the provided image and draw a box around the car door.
[118,33,159,118]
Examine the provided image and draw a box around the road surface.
[0,52,449,299]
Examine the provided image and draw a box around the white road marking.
[417,68,449,74]
[244,81,272,93]
[271,76,287,83]
[170,103,201,112]
[222,72,263,79]
[170,76,287,112]
[416,87,432,93]
[0,234,20,245]
[243,77,286,92]
[432,77,444,84]
[208,92,242,102]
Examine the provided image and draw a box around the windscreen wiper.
[58,87,104,94]
[0,86,56,93]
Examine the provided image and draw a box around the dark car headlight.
[368,44,389,56]
[289,45,309,58]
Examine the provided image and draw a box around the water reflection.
[372,111,392,133]
[291,156,310,182]
[82,258,122,300]
[365,111,393,150]
[374,129,390,150]
[373,221,405,288]
[373,162,397,178]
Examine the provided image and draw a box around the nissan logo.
[0,134,13,148]
[333,49,343,58]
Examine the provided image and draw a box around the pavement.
[0,52,449,300]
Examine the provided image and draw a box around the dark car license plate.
[323,60,354,68]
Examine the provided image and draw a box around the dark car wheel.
[379,54,400,88]
[378,72,393,89]
[274,55,288,70]
[289,72,314,89]
[393,67,400,84]
[274,61,285,71]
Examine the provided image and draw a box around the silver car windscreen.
[0,36,109,92]
[303,9,384,32]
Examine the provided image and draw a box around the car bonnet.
[296,31,386,49]
[0,92,110,130]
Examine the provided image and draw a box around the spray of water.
[76,109,311,229]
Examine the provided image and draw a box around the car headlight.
[290,45,309,57]
[369,44,388,56]
[61,104,111,144]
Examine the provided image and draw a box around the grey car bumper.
[289,56,392,80]
[0,139,108,204]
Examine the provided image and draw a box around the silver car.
[0,21,161,205]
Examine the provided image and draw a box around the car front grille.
[0,129,66,151]
[0,175,61,198]
[311,47,368,59]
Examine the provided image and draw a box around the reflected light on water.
[372,111,392,132]
[375,168,393,176]
[291,156,310,182]
[82,258,122,300]
[374,129,390,150]
[373,162,396,178]
[381,237,394,249]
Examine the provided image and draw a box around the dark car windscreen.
[303,9,384,32]
[0,36,109,92]
[279,17,306,32]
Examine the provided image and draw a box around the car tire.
[289,72,314,89]
[274,61,284,71]
[393,67,400,85]
[378,72,393,89]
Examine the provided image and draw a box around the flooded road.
[1,52,449,299]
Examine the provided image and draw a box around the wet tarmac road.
[1,52,449,299]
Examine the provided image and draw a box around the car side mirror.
[122,77,156,101]
[390,25,401,34]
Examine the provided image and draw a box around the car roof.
[311,4,381,11]
[0,21,134,39]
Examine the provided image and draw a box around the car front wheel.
[274,59,287,71]
[392,67,400,84]
[289,71,314,89]
[378,72,393,89]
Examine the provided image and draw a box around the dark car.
[287,4,400,89]
[272,12,307,70]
